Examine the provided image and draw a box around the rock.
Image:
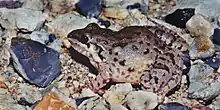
[186,14,214,37]
[183,51,191,74]
[103,7,129,19]
[0,0,23,9]
[209,95,220,110]
[103,83,132,104]
[81,88,98,97]
[46,0,78,14]
[41,85,77,108]
[46,13,95,38]
[173,0,220,24]
[165,8,195,28]
[213,28,220,45]
[159,102,190,110]
[34,93,76,110]
[78,96,109,110]
[188,37,215,59]
[22,0,43,11]
[30,31,62,52]
[203,53,220,69]
[110,104,128,110]
[0,88,26,110]
[15,84,42,105]
[76,0,102,18]
[187,62,220,101]
[0,44,10,73]
[0,8,45,31]
[125,91,158,110]
[10,38,61,87]
[103,0,148,14]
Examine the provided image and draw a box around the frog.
[67,23,189,97]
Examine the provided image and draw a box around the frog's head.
[67,23,107,64]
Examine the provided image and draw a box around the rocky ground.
[0,0,220,110]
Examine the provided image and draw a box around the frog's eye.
[78,34,89,44]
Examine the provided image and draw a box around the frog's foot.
[87,74,111,94]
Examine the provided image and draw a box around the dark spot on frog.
[154,76,159,84]
[113,58,118,62]
[115,52,118,55]
[119,60,126,66]
[139,41,143,44]
[132,45,138,50]
[112,42,128,48]
[143,48,149,54]
[127,67,135,72]
[153,47,161,53]
[109,49,112,54]
[121,71,126,75]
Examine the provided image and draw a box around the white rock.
[16,84,42,104]
[0,88,26,110]
[103,83,132,104]
[186,14,214,37]
[79,96,108,110]
[81,88,98,97]
[0,8,45,31]
[125,91,158,110]
[110,104,128,110]
[30,31,50,44]
[46,13,96,38]
[22,0,43,11]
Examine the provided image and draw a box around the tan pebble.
[103,8,129,19]
[186,14,214,37]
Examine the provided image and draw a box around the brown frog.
[67,23,188,97]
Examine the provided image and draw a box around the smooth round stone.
[165,8,195,28]
[76,0,102,18]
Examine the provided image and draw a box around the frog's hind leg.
[140,51,183,97]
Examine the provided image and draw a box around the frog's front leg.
[87,65,112,94]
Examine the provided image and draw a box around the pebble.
[103,0,148,14]
[78,96,109,110]
[76,0,102,18]
[173,0,220,25]
[165,8,195,28]
[0,88,26,110]
[159,102,190,110]
[0,8,45,31]
[46,13,95,38]
[103,83,132,105]
[0,0,23,9]
[10,38,61,87]
[103,7,129,19]
[22,0,43,11]
[213,28,220,45]
[187,62,220,101]
[125,91,158,110]
[15,84,42,105]
[188,37,215,59]
[34,93,76,110]
[186,14,214,37]
[203,53,220,69]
